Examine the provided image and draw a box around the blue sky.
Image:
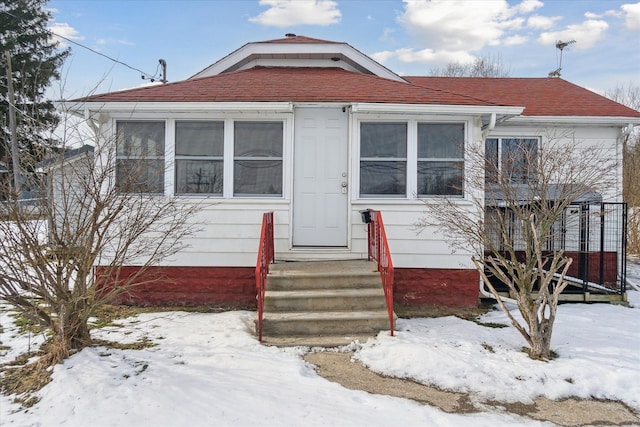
[47,0,640,99]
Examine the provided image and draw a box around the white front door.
[293,107,349,246]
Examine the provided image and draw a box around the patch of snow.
[2,263,639,425]
[1,310,549,426]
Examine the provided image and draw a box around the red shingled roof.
[76,65,640,119]
[406,77,640,117]
[78,67,502,106]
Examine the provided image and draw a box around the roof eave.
[351,103,524,116]
[504,115,640,126]
[60,101,295,114]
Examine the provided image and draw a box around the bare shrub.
[0,111,201,365]
[417,132,617,360]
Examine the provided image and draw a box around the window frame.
[416,122,465,197]
[485,136,540,184]
[359,121,408,198]
[356,118,468,199]
[115,120,166,194]
[232,120,284,198]
[174,120,225,196]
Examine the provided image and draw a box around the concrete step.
[264,288,387,312]
[261,310,392,336]
[261,335,375,348]
[258,260,394,342]
[267,260,380,291]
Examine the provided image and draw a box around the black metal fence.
[486,202,627,295]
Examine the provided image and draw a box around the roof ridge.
[258,35,342,44]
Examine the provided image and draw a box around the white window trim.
[114,119,167,195]
[353,116,471,200]
[174,120,225,196]
[232,119,286,198]
[111,115,291,199]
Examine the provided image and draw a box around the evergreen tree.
[0,0,69,170]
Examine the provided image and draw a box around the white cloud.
[503,34,528,46]
[95,38,134,47]
[370,50,395,64]
[398,0,511,51]
[514,0,544,14]
[380,28,396,43]
[49,22,83,41]
[398,48,475,65]
[397,0,546,53]
[622,2,640,31]
[249,0,341,27]
[538,19,609,49]
[527,14,561,29]
[604,9,623,18]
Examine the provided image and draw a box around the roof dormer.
[190,34,406,82]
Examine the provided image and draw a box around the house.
[63,35,640,311]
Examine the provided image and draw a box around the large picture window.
[234,121,283,196]
[417,123,464,196]
[175,121,224,195]
[116,121,165,193]
[360,122,407,197]
[485,137,539,184]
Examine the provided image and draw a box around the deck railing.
[366,210,395,336]
[255,211,274,342]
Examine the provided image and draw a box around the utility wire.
[54,32,159,81]
[0,8,160,81]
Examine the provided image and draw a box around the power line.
[55,32,159,81]
[0,8,162,82]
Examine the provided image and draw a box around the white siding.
[92,110,625,271]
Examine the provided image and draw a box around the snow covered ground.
[1,261,639,427]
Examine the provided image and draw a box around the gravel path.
[304,352,640,426]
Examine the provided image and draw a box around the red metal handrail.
[367,210,395,336]
[255,211,274,342]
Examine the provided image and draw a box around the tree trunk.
[527,316,553,360]
[48,306,92,364]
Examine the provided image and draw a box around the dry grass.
[0,357,52,408]
[92,336,156,351]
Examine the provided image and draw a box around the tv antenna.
[548,39,576,78]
